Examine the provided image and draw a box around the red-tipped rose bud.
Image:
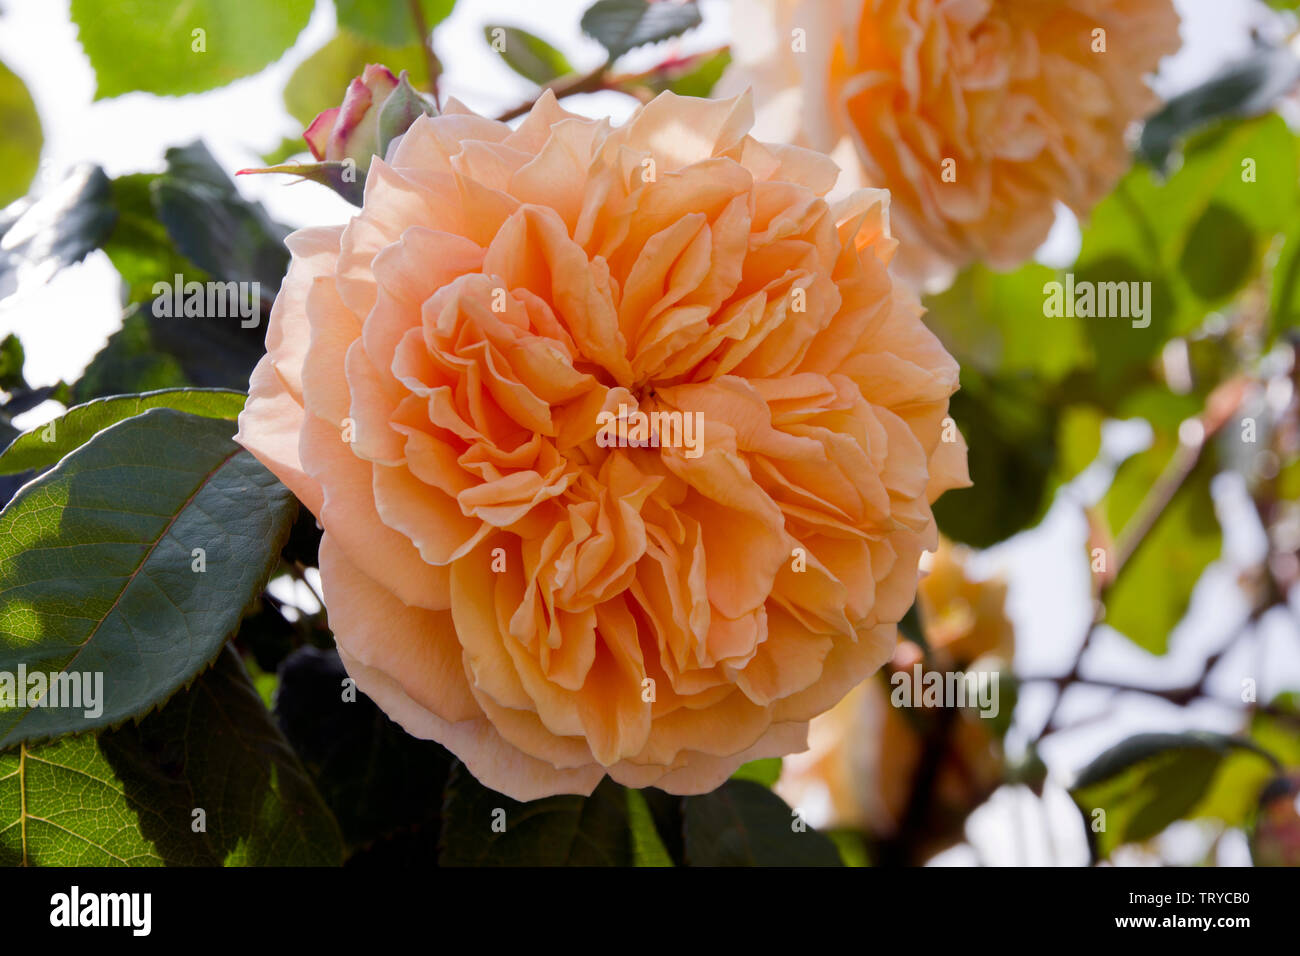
[240,66,435,206]
[304,63,399,165]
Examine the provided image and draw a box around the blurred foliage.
[336,0,454,46]
[485,25,575,85]
[0,58,41,206]
[1070,732,1277,859]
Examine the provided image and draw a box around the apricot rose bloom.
[235,89,970,799]
[720,0,1180,285]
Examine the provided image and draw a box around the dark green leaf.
[71,306,189,402]
[101,173,205,305]
[70,0,314,98]
[235,596,297,674]
[932,372,1058,547]
[625,787,673,866]
[0,165,115,302]
[155,142,289,289]
[484,25,574,85]
[0,334,23,391]
[0,646,344,866]
[639,787,685,864]
[580,0,702,62]
[275,646,455,851]
[0,387,244,476]
[683,779,841,866]
[439,762,632,865]
[0,408,296,748]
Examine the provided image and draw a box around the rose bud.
[304,64,400,167]
[239,67,435,205]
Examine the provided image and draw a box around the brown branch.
[1030,381,1249,743]
[494,65,613,122]
[408,0,442,106]
[491,44,730,123]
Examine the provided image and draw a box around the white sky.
[0,0,1295,864]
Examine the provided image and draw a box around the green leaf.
[580,0,702,63]
[640,48,731,98]
[101,173,205,305]
[932,372,1058,547]
[71,306,189,402]
[0,335,23,392]
[1077,115,1298,384]
[70,144,293,400]
[284,31,427,127]
[826,829,870,866]
[274,646,455,851]
[0,165,115,302]
[1070,732,1275,858]
[682,779,842,866]
[730,757,781,788]
[70,0,314,98]
[1139,45,1300,171]
[335,0,455,47]
[924,263,1087,384]
[155,142,289,289]
[0,646,344,866]
[0,387,244,476]
[1051,404,1105,489]
[484,25,574,85]
[0,408,296,749]
[625,787,673,866]
[0,58,41,206]
[439,762,633,865]
[1270,217,1300,339]
[1101,432,1220,654]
